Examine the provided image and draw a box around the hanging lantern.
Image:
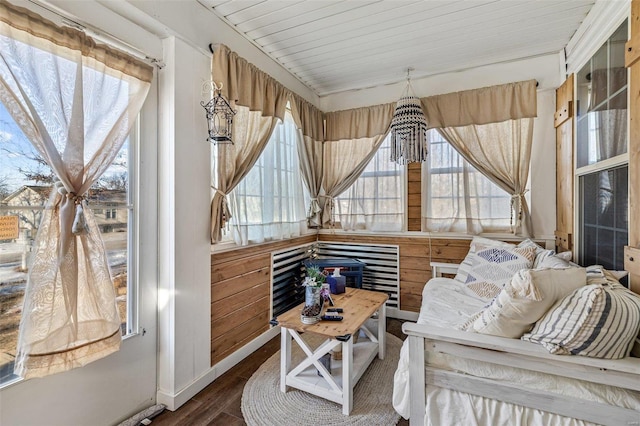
[389,69,428,164]
[201,82,236,144]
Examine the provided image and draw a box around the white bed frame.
[402,262,640,426]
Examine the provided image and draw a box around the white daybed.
[393,262,640,426]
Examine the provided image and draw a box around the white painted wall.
[156,35,213,410]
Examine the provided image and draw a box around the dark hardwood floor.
[151,318,409,426]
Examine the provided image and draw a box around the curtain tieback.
[509,190,528,229]
[328,196,336,227]
[213,187,232,226]
[55,182,89,235]
[307,198,322,218]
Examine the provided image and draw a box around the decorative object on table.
[300,266,327,324]
[321,283,334,306]
[327,267,346,294]
[201,80,236,144]
[389,67,428,164]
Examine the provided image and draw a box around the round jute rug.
[241,332,402,426]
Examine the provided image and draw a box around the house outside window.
[0,101,137,386]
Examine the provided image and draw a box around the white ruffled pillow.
[464,267,586,338]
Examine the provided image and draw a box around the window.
[576,21,628,278]
[105,208,118,220]
[335,134,404,231]
[422,130,511,234]
[224,111,308,245]
[0,102,136,385]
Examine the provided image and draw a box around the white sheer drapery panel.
[321,135,387,225]
[435,118,534,237]
[422,131,511,234]
[0,10,151,378]
[290,96,324,228]
[336,135,404,232]
[211,105,280,242]
[295,129,324,227]
[227,113,308,246]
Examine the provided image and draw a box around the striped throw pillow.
[522,271,640,359]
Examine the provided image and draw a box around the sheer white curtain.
[336,134,405,231]
[422,130,511,233]
[420,80,537,236]
[0,3,152,378]
[227,112,308,245]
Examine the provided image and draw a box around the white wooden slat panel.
[213,0,267,18]
[288,11,590,80]
[258,0,496,52]
[246,1,381,42]
[261,1,435,54]
[282,1,591,70]
[306,40,569,95]
[265,2,431,59]
[201,0,596,96]
[234,1,338,33]
[294,22,579,82]
[198,0,231,9]
[308,43,565,94]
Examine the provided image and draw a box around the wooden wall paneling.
[555,74,574,253]
[628,0,640,294]
[212,309,269,364]
[211,281,269,321]
[210,236,316,365]
[211,296,270,338]
[211,267,269,302]
[407,162,422,231]
[211,253,270,283]
[211,235,316,265]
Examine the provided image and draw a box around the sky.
[0,102,40,193]
[0,102,129,196]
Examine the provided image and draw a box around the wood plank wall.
[627,0,640,294]
[318,233,470,312]
[210,235,316,365]
[407,162,422,231]
[554,75,574,253]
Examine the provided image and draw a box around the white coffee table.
[275,288,388,415]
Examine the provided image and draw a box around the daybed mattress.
[393,278,640,426]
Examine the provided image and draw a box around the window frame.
[422,129,513,235]
[573,19,629,271]
[216,109,311,247]
[334,133,406,232]
[0,94,143,391]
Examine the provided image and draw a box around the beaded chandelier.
[389,69,428,164]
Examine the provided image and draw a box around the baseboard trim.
[157,326,280,411]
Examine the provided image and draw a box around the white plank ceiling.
[199,0,596,96]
